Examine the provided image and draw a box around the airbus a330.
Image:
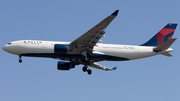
[2,10,177,75]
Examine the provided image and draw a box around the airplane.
[2,10,178,75]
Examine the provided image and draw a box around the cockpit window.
[8,43,11,45]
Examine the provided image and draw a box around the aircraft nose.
[2,43,18,55]
[2,45,11,53]
[2,45,6,51]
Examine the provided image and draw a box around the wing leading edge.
[68,10,119,55]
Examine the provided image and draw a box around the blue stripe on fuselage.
[21,53,129,62]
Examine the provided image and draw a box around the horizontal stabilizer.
[161,52,172,57]
[153,38,177,52]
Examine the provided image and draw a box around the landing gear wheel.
[82,66,87,72]
[19,59,22,63]
[18,55,22,63]
[87,69,92,75]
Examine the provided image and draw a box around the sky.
[0,0,180,101]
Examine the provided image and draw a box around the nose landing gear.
[18,55,22,63]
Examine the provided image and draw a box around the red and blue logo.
[141,23,177,46]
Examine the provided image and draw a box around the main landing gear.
[82,66,92,75]
[81,50,92,75]
[18,55,22,63]
[81,55,92,75]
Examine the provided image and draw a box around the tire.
[82,66,87,72]
[19,59,22,63]
[87,69,92,75]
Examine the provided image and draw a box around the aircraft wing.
[68,10,119,55]
[89,62,117,71]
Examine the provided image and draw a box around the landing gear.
[82,66,92,75]
[19,59,22,63]
[18,55,22,63]
[87,69,92,75]
[82,66,87,72]
[81,50,92,75]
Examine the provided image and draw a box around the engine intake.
[54,44,72,54]
[57,61,75,70]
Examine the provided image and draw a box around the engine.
[57,61,75,70]
[54,44,73,54]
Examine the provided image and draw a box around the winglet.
[112,67,117,70]
[111,10,119,16]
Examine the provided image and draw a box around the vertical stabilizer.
[141,23,177,46]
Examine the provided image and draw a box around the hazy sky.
[1,0,180,101]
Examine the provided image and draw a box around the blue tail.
[141,23,177,46]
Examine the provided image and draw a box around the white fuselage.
[2,40,173,61]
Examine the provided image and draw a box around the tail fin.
[141,23,177,46]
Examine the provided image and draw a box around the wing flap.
[89,62,117,71]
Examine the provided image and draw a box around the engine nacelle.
[54,44,72,54]
[57,61,75,70]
